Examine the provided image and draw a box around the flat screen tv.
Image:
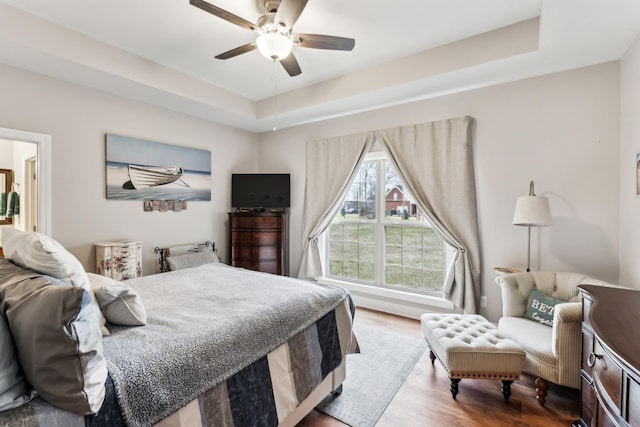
[231,173,290,209]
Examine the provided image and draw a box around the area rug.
[316,320,427,427]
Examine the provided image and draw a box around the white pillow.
[87,273,147,326]
[0,313,35,412]
[166,251,220,271]
[2,228,88,288]
[1,228,110,336]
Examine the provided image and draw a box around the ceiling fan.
[190,0,355,77]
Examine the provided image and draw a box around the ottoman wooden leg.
[535,378,548,406]
[501,380,513,402]
[450,378,461,399]
[429,350,436,365]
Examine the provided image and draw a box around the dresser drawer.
[232,246,281,260]
[231,231,282,246]
[582,329,594,378]
[231,216,282,229]
[593,339,622,414]
[111,244,138,257]
[597,402,619,427]
[580,374,596,426]
[233,260,280,274]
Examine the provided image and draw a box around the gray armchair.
[495,271,594,404]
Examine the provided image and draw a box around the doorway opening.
[0,127,51,236]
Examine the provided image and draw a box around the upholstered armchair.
[495,271,593,405]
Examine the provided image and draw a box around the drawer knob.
[587,352,603,368]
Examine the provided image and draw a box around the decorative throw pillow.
[524,288,567,327]
[166,251,220,271]
[0,313,35,412]
[0,265,107,415]
[1,228,110,336]
[87,273,147,326]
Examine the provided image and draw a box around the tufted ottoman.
[420,313,525,402]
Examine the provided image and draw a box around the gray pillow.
[0,264,107,415]
[88,273,147,326]
[166,251,220,271]
[0,313,35,412]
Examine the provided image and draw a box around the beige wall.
[259,62,621,322]
[0,57,625,322]
[619,34,640,287]
[0,63,259,274]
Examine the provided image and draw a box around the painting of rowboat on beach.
[106,134,211,200]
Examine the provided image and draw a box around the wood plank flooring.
[297,308,580,427]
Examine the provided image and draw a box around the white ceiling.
[0,0,639,133]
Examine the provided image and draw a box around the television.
[231,173,290,209]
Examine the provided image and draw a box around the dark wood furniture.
[575,285,640,427]
[228,210,289,276]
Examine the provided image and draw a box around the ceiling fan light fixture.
[256,32,293,61]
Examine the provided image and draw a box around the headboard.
[154,241,217,273]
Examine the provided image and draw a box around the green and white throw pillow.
[525,289,566,327]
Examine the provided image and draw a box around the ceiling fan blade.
[280,53,302,77]
[190,0,256,32]
[274,0,309,31]
[295,34,355,51]
[215,43,257,60]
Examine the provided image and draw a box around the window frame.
[324,151,450,298]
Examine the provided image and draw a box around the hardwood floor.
[297,308,580,427]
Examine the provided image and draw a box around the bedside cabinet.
[95,241,143,280]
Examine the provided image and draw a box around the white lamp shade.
[512,196,552,227]
[256,32,293,61]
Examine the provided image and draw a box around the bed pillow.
[1,271,107,415]
[2,228,88,288]
[88,273,147,326]
[166,251,219,271]
[1,228,109,336]
[0,313,35,412]
[524,288,566,327]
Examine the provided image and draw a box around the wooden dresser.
[575,285,640,427]
[228,210,289,276]
[95,241,143,280]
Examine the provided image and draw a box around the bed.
[0,230,357,427]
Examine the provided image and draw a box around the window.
[327,152,447,296]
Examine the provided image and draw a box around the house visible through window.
[327,151,447,295]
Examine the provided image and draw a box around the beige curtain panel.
[297,133,374,280]
[375,116,481,314]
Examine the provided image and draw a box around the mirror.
[0,168,12,225]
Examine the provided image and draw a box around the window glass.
[327,155,446,296]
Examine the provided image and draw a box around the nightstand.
[95,241,143,280]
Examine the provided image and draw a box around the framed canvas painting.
[106,134,211,200]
